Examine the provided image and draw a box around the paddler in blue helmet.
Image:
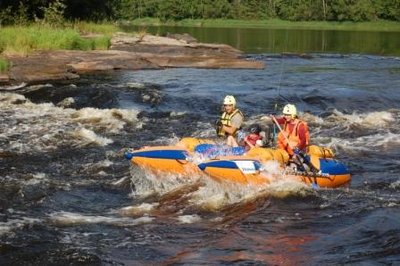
[215,95,244,147]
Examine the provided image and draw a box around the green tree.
[42,0,66,27]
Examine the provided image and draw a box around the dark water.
[1,53,400,265]
[122,25,400,56]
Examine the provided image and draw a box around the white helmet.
[223,95,236,106]
[282,104,297,117]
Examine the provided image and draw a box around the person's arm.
[244,136,255,148]
[296,123,307,151]
[222,124,238,135]
[274,116,286,124]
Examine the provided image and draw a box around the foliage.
[0,0,399,27]
[15,2,30,26]
[113,0,400,22]
[72,21,118,35]
[0,25,111,56]
[41,0,66,27]
[128,17,400,32]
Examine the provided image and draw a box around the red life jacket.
[245,134,263,149]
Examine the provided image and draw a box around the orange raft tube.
[197,155,351,188]
[124,139,351,188]
[124,146,200,176]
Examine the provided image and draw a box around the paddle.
[271,115,320,189]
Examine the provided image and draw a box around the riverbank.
[0,32,264,86]
[127,18,400,32]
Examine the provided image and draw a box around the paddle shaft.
[271,115,294,150]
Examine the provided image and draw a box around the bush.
[42,0,66,27]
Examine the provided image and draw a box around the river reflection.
[122,25,400,56]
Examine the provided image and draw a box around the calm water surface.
[0,32,400,265]
[124,25,400,56]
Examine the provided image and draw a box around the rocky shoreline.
[0,33,264,86]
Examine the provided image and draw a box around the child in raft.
[243,124,264,151]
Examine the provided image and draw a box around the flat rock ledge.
[1,33,264,85]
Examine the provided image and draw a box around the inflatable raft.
[124,138,351,188]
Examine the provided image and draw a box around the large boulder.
[1,33,264,85]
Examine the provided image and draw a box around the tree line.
[1,0,399,26]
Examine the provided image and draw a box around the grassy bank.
[0,23,118,56]
[0,57,9,72]
[128,18,400,32]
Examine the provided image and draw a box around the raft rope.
[286,169,332,179]
[271,29,291,144]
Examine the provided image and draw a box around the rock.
[0,82,27,91]
[0,73,10,84]
[2,33,264,85]
[166,33,197,43]
[57,97,75,108]
[282,52,313,59]
[0,74,10,85]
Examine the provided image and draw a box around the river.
[123,25,400,56]
[1,28,400,265]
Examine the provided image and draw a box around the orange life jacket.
[277,119,310,155]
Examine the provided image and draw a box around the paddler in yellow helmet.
[273,104,310,156]
[215,95,244,147]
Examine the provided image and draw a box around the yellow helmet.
[282,104,297,117]
[223,95,236,106]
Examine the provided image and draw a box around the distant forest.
[1,0,399,25]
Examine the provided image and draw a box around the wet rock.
[282,52,313,59]
[141,90,162,107]
[166,32,198,43]
[0,73,9,85]
[56,97,75,108]
[24,83,54,93]
[0,151,16,158]
[0,82,27,91]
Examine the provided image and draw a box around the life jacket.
[217,109,244,137]
[277,119,310,155]
[245,134,263,149]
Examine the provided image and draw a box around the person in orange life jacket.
[274,104,310,157]
[243,124,263,151]
[215,95,244,147]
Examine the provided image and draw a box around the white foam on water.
[72,128,113,146]
[0,217,42,236]
[326,131,400,154]
[340,110,396,127]
[267,178,313,198]
[25,172,48,185]
[188,177,267,211]
[129,165,202,198]
[0,92,141,153]
[126,82,146,89]
[258,161,315,198]
[176,214,202,224]
[111,176,131,187]
[119,203,159,217]
[49,211,154,227]
[389,180,400,189]
[260,160,283,175]
[170,111,187,117]
[71,107,139,133]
